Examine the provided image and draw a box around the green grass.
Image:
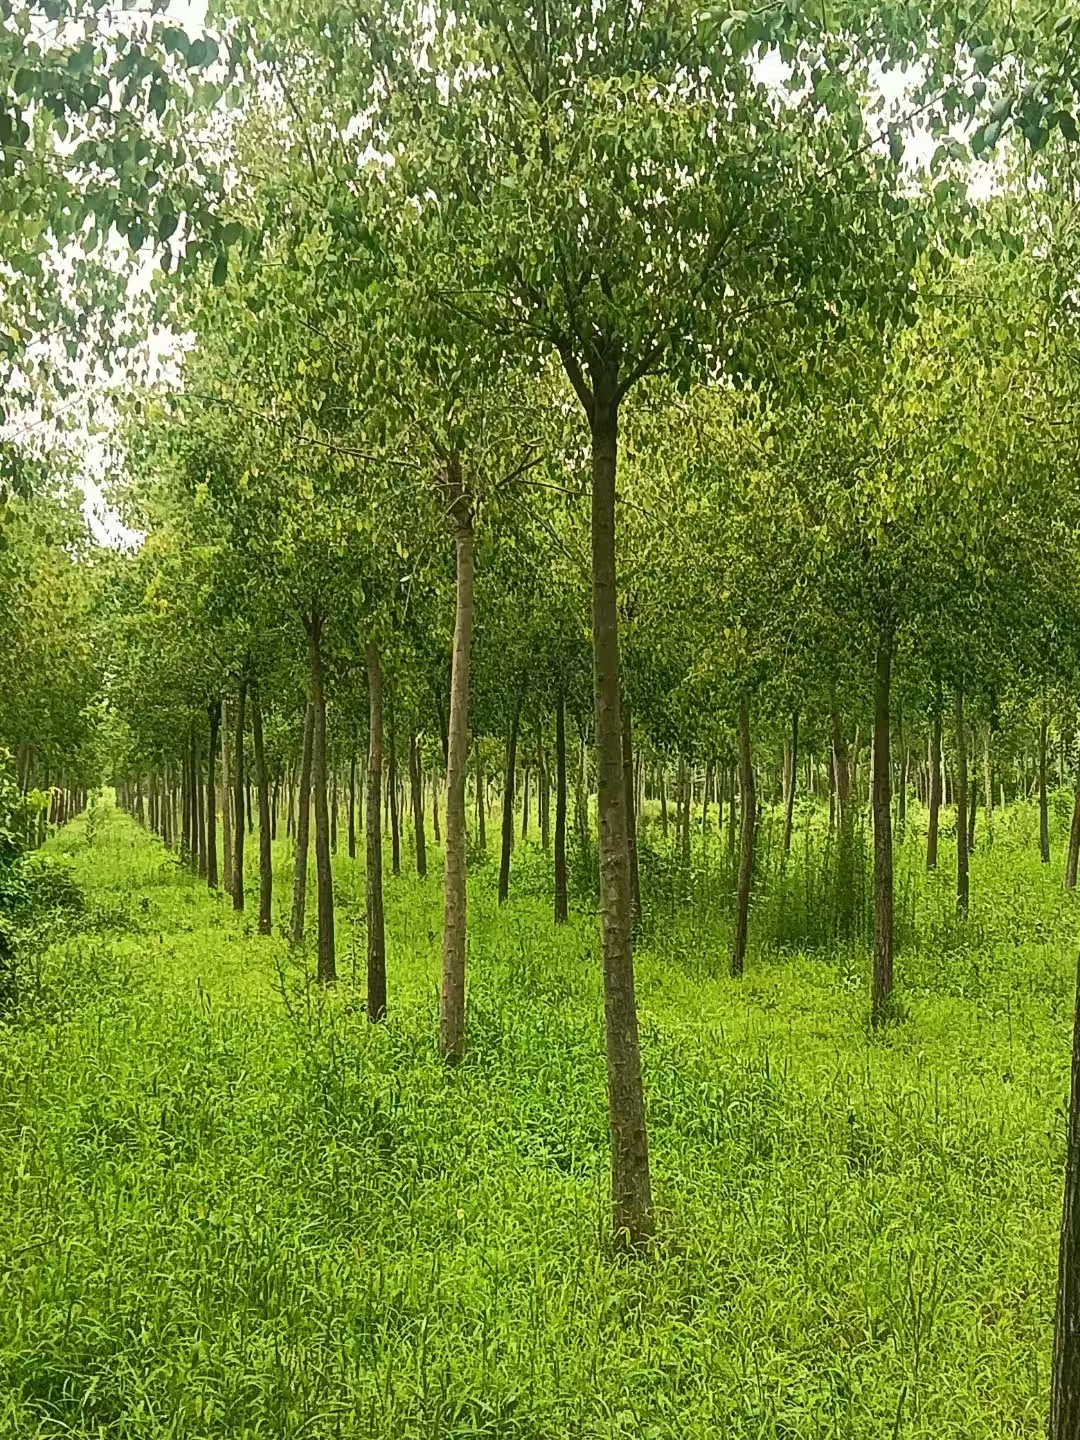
[0,796,1074,1437]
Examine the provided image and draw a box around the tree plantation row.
[6,0,1080,1431]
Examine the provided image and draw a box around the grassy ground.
[0,796,1074,1438]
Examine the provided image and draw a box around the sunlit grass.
[0,795,1071,1437]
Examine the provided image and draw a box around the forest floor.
[0,798,1075,1438]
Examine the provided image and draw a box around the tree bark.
[207,703,219,890]
[348,748,357,860]
[1051,948,1080,1440]
[1041,713,1052,864]
[252,687,272,936]
[659,764,668,837]
[555,689,568,924]
[621,694,641,924]
[194,729,207,878]
[588,381,652,1249]
[732,696,756,978]
[366,641,386,1019]
[290,701,314,948]
[388,698,401,878]
[1068,769,1080,893]
[871,640,894,1025]
[307,617,336,983]
[409,734,427,879]
[440,478,472,1062]
[955,685,969,916]
[221,699,232,895]
[927,686,942,871]
[781,708,798,859]
[233,683,246,912]
[475,741,486,852]
[498,692,522,906]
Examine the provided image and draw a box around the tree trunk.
[388,699,401,878]
[1041,713,1052,864]
[521,762,530,840]
[621,695,641,924]
[1068,759,1080,893]
[194,729,207,878]
[732,696,755,978]
[781,708,798,859]
[967,762,978,855]
[233,683,246,912]
[701,760,712,835]
[540,745,551,853]
[366,641,386,1019]
[290,701,314,948]
[1051,948,1080,1439]
[955,685,969,916]
[475,741,486,852]
[927,686,942,871]
[409,734,427,879]
[871,639,894,1025]
[307,617,336,983]
[659,764,668,837]
[252,687,272,936]
[555,689,568,924]
[221,699,232,894]
[588,382,652,1249]
[440,479,473,1062]
[348,748,357,860]
[678,756,690,867]
[498,693,522,906]
[983,726,994,838]
[207,703,219,890]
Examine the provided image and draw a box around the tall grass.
[0,795,1072,1437]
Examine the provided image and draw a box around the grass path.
[0,800,1072,1437]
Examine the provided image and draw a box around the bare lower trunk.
[290,701,314,947]
[409,734,427,879]
[732,696,755,978]
[498,695,521,905]
[207,703,219,890]
[1068,780,1080,893]
[555,690,568,924]
[475,741,486,852]
[366,641,386,1019]
[871,640,894,1025]
[1051,949,1080,1438]
[252,687,272,936]
[588,382,651,1249]
[233,683,246,912]
[659,765,667,837]
[621,695,641,924]
[955,685,969,916]
[221,700,233,894]
[927,687,942,870]
[307,618,336,983]
[348,749,357,860]
[781,708,798,859]
[1041,714,1052,864]
[440,484,473,1062]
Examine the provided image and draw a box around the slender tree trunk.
[366,641,386,1019]
[540,745,551,853]
[1041,713,1052,864]
[983,726,994,838]
[207,703,219,890]
[233,683,246,912]
[659,765,668,837]
[221,699,232,895]
[701,759,712,835]
[388,699,400,879]
[348,749,357,860]
[897,705,907,834]
[1051,948,1080,1440]
[555,689,568,924]
[678,756,690,867]
[409,734,427,879]
[440,480,473,1062]
[521,762,530,840]
[955,685,969,916]
[1068,760,1080,893]
[307,617,336,983]
[732,696,756,978]
[622,695,641,924]
[781,708,798,859]
[194,728,207,878]
[927,686,942,871]
[968,763,978,855]
[475,741,486,852]
[498,693,522,905]
[871,639,894,1025]
[290,701,314,948]
[252,687,272,936]
[330,769,338,854]
[588,383,652,1249]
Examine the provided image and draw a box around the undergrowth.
[0,797,1072,1437]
